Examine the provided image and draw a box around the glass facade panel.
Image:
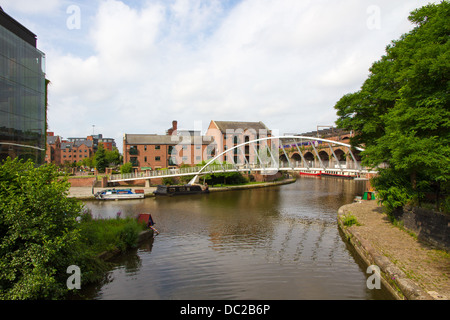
[0,16,46,164]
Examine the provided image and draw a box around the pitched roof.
[74,140,93,148]
[46,135,59,145]
[212,121,270,133]
[60,140,93,149]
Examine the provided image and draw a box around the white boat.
[94,188,145,200]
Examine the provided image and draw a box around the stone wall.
[398,205,450,251]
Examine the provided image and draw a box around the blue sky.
[1,0,437,152]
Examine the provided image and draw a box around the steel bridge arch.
[188,135,364,185]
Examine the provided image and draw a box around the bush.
[342,214,360,227]
[204,172,248,186]
[371,168,414,213]
[78,215,146,254]
[162,177,176,185]
[120,162,133,174]
[0,158,83,299]
[0,158,147,299]
[117,220,142,251]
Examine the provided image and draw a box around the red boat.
[298,170,322,176]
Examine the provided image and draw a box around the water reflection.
[82,177,393,300]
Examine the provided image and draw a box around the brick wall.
[67,176,97,187]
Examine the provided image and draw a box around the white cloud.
[39,0,439,151]
[1,0,61,15]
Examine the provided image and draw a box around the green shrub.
[342,214,360,227]
[0,158,83,299]
[78,216,146,254]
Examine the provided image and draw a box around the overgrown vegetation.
[334,1,450,213]
[0,158,147,300]
[77,209,147,255]
[341,214,361,227]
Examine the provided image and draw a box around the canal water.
[82,176,394,300]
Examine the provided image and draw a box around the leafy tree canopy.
[0,158,83,299]
[334,1,449,211]
[95,143,108,173]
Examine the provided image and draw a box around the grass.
[78,210,148,255]
[342,213,361,227]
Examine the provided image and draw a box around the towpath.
[338,201,449,300]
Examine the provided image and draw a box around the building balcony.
[129,148,138,155]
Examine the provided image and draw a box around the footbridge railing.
[108,136,375,183]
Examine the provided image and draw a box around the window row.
[62,149,89,152]
[63,154,89,158]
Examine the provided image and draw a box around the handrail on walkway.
[108,136,371,183]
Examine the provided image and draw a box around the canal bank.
[68,178,297,200]
[337,201,449,300]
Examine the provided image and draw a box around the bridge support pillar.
[145,179,151,188]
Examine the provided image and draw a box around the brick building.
[45,132,61,164]
[68,133,116,152]
[60,140,94,164]
[123,120,275,172]
[205,120,272,164]
[123,133,213,172]
[123,121,214,172]
[45,132,115,165]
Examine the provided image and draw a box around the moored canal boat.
[95,188,145,200]
[298,170,322,176]
[153,184,209,196]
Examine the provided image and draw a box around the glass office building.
[0,7,46,164]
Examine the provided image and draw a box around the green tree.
[0,158,83,299]
[81,155,96,169]
[105,147,122,166]
[95,143,108,173]
[120,162,133,174]
[334,1,450,211]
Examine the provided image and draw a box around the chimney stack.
[167,120,178,135]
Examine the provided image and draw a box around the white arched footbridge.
[109,136,376,184]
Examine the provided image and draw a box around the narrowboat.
[153,184,209,196]
[94,188,145,200]
[298,170,322,177]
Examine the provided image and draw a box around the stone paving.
[338,201,449,300]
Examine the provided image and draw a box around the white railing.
[109,136,373,182]
[108,161,372,182]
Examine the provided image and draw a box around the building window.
[155,156,161,161]
[130,157,138,167]
[144,156,147,162]
[155,145,161,150]
[129,146,138,155]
